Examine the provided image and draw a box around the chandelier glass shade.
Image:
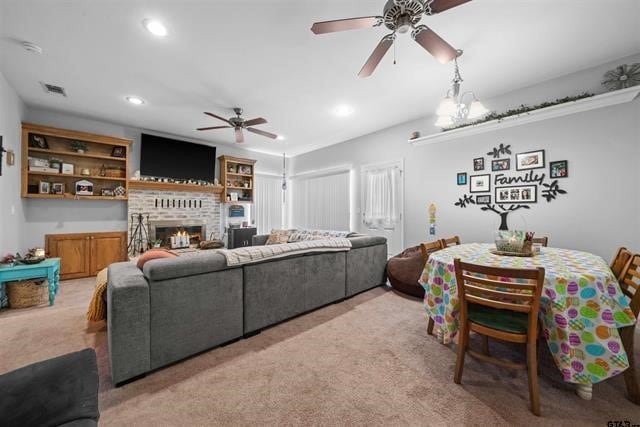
[435,51,488,128]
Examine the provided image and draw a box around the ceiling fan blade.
[428,0,472,14]
[196,125,232,131]
[204,112,232,124]
[411,25,458,64]
[358,34,395,78]
[247,127,278,139]
[243,117,268,127]
[235,128,245,143]
[311,16,383,34]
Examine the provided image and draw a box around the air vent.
[40,82,67,97]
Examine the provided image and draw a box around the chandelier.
[435,50,488,128]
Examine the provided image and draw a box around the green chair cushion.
[468,303,529,334]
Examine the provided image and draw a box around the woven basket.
[6,279,48,308]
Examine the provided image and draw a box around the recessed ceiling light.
[143,19,168,37]
[332,104,354,117]
[276,135,285,141]
[126,96,145,105]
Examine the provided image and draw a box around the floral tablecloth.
[419,243,637,385]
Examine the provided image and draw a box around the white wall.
[0,71,26,253]
[18,108,284,248]
[291,54,640,259]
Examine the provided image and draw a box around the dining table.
[419,242,637,400]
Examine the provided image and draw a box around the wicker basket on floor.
[6,279,48,308]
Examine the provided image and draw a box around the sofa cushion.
[265,229,295,245]
[143,251,232,281]
[348,235,387,249]
[136,249,177,269]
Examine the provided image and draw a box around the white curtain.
[291,171,350,231]
[254,174,283,234]
[362,166,400,228]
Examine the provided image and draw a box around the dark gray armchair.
[0,348,100,427]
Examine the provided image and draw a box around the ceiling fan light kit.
[310,0,472,77]
[197,107,280,144]
[435,50,488,128]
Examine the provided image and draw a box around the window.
[362,165,401,229]
[254,174,283,234]
[291,170,350,230]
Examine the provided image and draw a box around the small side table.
[0,258,61,308]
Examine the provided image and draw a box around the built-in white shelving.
[409,86,640,146]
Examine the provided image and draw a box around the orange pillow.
[136,249,178,269]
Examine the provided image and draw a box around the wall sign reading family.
[455,144,568,230]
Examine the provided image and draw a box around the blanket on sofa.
[219,238,352,266]
[87,268,108,322]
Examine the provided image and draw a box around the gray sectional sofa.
[107,234,387,385]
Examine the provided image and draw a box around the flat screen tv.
[140,134,216,182]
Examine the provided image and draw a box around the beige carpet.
[1,279,638,426]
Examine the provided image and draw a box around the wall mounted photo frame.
[495,185,537,204]
[469,174,491,193]
[29,133,49,149]
[473,158,484,171]
[550,160,568,178]
[457,172,467,185]
[515,149,545,171]
[491,158,510,172]
[475,194,491,205]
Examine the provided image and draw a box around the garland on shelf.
[442,92,594,132]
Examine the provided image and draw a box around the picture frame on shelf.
[238,165,252,175]
[111,146,126,158]
[39,181,50,194]
[491,158,510,171]
[495,185,537,204]
[61,163,74,175]
[550,160,568,178]
[74,179,94,196]
[469,174,491,193]
[51,183,65,195]
[473,157,484,171]
[457,172,467,186]
[475,194,491,205]
[515,149,545,171]
[29,134,49,149]
[101,188,115,197]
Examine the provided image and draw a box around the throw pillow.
[265,229,294,245]
[136,249,178,269]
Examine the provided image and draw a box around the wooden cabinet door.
[90,232,127,275]
[46,234,91,280]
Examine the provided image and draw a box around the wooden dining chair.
[611,247,633,281]
[618,254,640,404]
[453,258,545,416]
[531,236,549,247]
[420,240,444,336]
[441,236,461,248]
[420,240,444,262]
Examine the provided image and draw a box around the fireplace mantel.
[128,180,224,193]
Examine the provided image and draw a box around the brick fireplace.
[127,187,221,255]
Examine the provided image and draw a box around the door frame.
[360,159,405,256]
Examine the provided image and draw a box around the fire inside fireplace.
[149,220,206,249]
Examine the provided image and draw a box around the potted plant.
[70,140,88,154]
[150,239,163,249]
[49,157,63,171]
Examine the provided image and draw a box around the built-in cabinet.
[22,123,131,200]
[45,232,127,279]
[219,155,256,203]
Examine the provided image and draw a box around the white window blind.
[254,174,283,234]
[291,171,350,230]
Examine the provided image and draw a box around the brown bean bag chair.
[386,245,427,298]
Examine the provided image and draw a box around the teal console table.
[0,258,60,308]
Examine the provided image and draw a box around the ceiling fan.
[196,108,279,143]
[311,0,471,77]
